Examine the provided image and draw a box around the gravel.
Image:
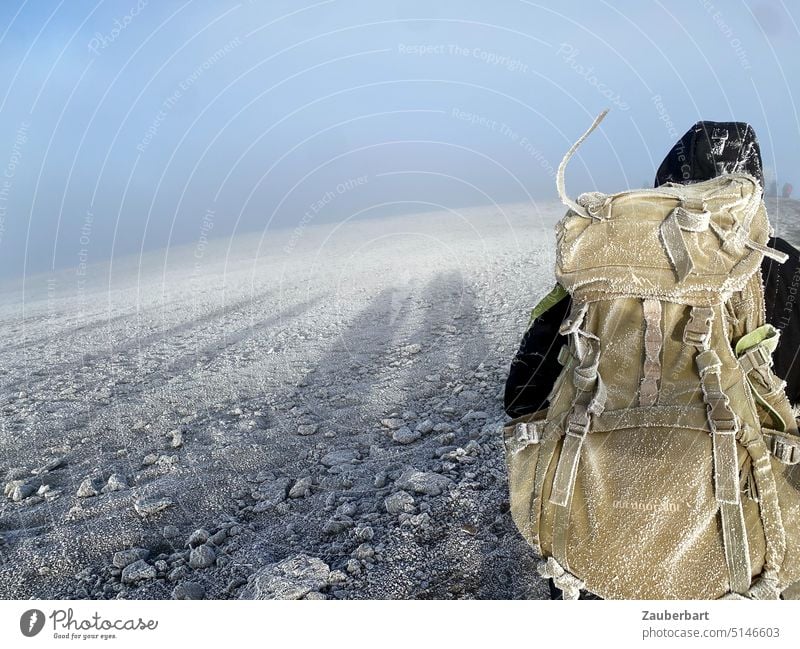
[0,201,586,600]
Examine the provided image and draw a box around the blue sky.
[0,0,798,278]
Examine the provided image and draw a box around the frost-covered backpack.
[503,111,800,599]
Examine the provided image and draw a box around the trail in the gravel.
[0,200,560,600]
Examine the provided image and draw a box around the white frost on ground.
[0,200,560,599]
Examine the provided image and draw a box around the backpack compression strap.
[548,300,607,570]
[684,306,752,594]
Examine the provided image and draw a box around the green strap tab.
[735,324,779,356]
[529,283,568,324]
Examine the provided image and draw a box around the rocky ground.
[0,200,558,600]
[2,196,798,601]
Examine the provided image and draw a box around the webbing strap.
[719,501,751,594]
[556,109,609,220]
[550,302,606,569]
[735,324,787,432]
[550,333,605,509]
[660,204,711,281]
[745,239,789,263]
[552,500,572,574]
[639,299,663,407]
[685,305,751,594]
[530,435,560,553]
[738,425,785,583]
[550,405,590,508]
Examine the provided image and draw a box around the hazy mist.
[0,0,798,279]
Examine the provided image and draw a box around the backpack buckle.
[682,307,714,348]
[710,418,738,435]
[708,406,738,435]
[740,343,771,373]
[767,434,800,465]
[565,410,590,438]
[514,421,540,445]
[507,421,541,455]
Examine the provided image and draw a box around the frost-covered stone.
[121,559,156,584]
[134,497,174,517]
[239,554,330,600]
[395,469,453,496]
[323,516,354,535]
[352,543,374,561]
[113,548,149,569]
[76,478,99,498]
[320,449,359,467]
[187,529,210,548]
[172,581,205,599]
[163,525,180,539]
[392,427,421,444]
[288,476,313,498]
[7,480,36,502]
[384,490,415,514]
[102,473,128,493]
[189,545,216,569]
[296,424,318,436]
[254,478,291,508]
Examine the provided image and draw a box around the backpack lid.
[554,112,780,305]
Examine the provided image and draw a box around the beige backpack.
[504,111,800,599]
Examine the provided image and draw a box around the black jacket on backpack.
[504,121,800,419]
